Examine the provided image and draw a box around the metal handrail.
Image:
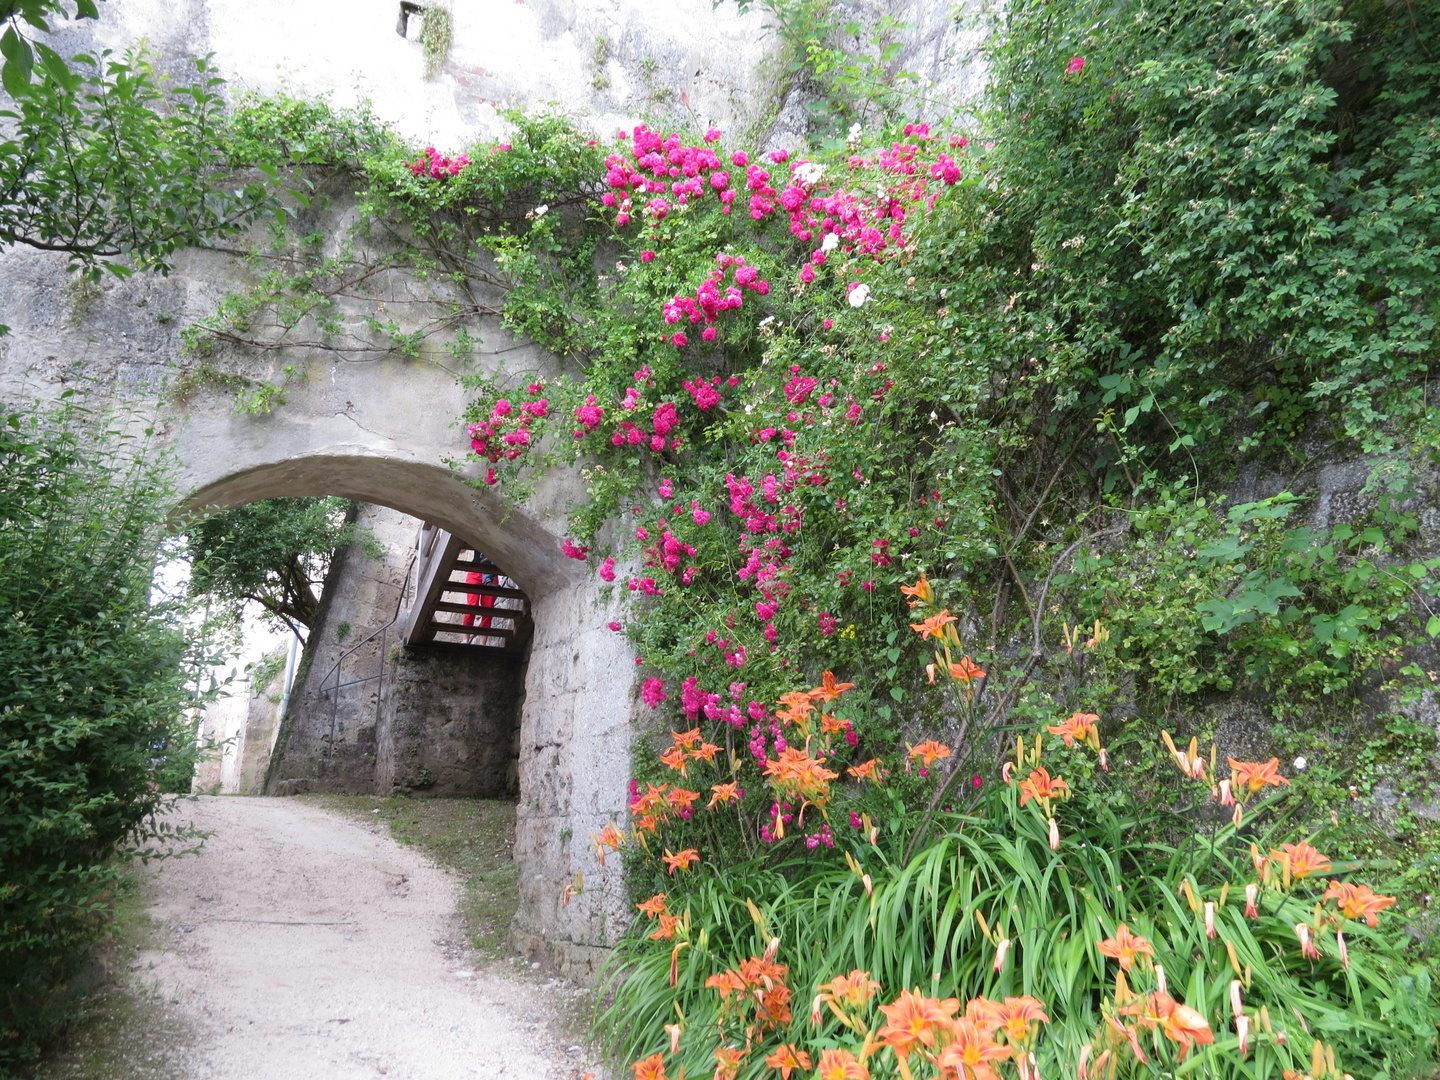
[317,549,418,757]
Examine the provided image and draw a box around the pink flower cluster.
[407,146,470,179]
[663,254,769,348]
[601,125,729,227]
[641,677,667,708]
[468,385,549,482]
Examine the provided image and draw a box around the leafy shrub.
[0,401,211,1073]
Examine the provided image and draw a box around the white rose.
[848,284,871,308]
[821,232,839,252]
[534,204,549,216]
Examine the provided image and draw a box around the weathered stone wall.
[375,648,525,798]
[192,643,289,795]
[54,0,985,153]
[268,502,527,802]
[269,503,414,793]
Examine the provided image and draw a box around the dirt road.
[135,796,595,1080]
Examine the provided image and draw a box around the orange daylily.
[1270,841,1331,881]
[949,655,986,684]
[632,1053,667,1080]
[820,712,851,738]
[591,823,626,865]
[775,690,817,724]
[708,782,740,809]
[1047,712,1099,748]
[659,744,689,776]
[1323,881,1397,927]
[900,571,934,608]
[1017,767,1067,808]
[937,1018,1013,1080]
[633,813,660,834]
[672,727,702,748]
[810,670,856,703]
[910,609,957,640]
[980,996,1050,1047]
[705,969,746,999]
[636,893,668,918]
[649,913,680,941]
[816,969,882,1024]
[1228,757,1290,794]
[764,1045,812,1080]
[848,758,883,782]
[816,1048,869,1080]
[691,741,722,764]
[668,787,701,813]
[763,746,840,803]
[631,781,670,816]
[1097,924,1155,972]
[713,1046,744,1080]
[1120,992,1214,1062]
[877,989,959,1060]
[663,848,699,874]
[908,739,952,769]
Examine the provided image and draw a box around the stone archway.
[166,407,636,979]
[0,236,637,978]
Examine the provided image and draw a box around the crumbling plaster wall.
[49,0,986,152]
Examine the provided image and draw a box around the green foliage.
[0,46,273,278]
[0,400,213,1073]
[982,0,1440,455]
[1061,489,1440,701]
[184,497,375,635]
[419,4,453,81]
[0,0,97,97]
[600,716,1440,1079]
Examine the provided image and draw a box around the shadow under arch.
[177,453,575,597]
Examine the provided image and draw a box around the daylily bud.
[1232,803,1244,828]
[1098,747,1108,771]
[1077,1043,1092,1080]
[862,873,873,897]
[1230,980,1244,1018]
[994,938,1011,973]
[1002,761,1014,784]
[1093,1050,1112,1075]
[811,994,824,1027]
[926,663,937,684]
[1155,964,1167,995]
[1276,1030,1287,1046]
[1217,778,1234,806]
[764,936,780,963]
[1204,901,1217,939]
[1236,1014,1250,1058]
[1245,882,1260,918]
[1336,930,1349,970]
[1048,817,1060,850]
[1295,922,1319,960]
[665,1022,682,1054]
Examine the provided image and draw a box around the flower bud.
[1236,1014,1250,1058]
[993,938,1011,973]
[1245,882,1260,918]
[1204,901,1216,939]
[1048,817,1060,850]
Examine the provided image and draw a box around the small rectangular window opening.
[397,1,422,38]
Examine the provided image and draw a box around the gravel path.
[136,796,595,1080]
